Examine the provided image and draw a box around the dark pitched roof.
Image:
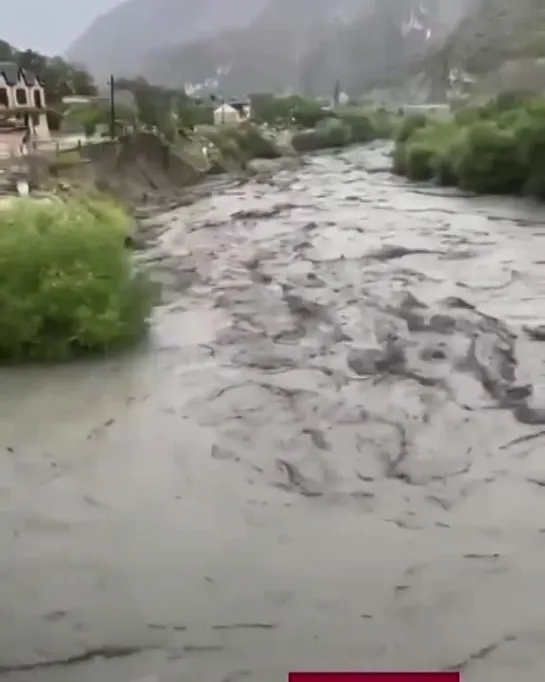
[0,62,40,87]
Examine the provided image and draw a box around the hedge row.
[393,93,545,197]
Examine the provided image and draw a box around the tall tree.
[0,40,98,104]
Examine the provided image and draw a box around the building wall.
[0,71,49,141]
[0,73,47,112]
[0,130,24,158]
[0,73,12,108]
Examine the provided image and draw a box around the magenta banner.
[289,673,460,682]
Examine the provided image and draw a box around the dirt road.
[2,144,545,681]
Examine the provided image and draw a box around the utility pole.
[333,79,341,107]
[109,74,116,139]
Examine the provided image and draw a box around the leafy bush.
[395,113,428,143]
[390,94,545,198]
[254,95,335,128]
[232,123,282,159]
[392,141,408,175]
[178,104,215,128]
[393,119,462,183]
[514,105,545,197]
[454,104,488,127]
[291,109,394,152]
[404,142,435,181]
[202,123,281,168]
[292,102,334,128]
[487,90,535,115]
[370,107,396,138]
[0,198,154,362]
[338,113,376,142]
[292,120,351,152]
[455,121,524,194]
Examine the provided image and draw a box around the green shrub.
[395,113,428,143]
[390,94,545,198]
[404,142,435,181]
[178,104,214,127]
[292,120,351,152]
[254,95,332,128]
[454,105,488,127]
[338,113,375,142]
[206,123,281,161]
[0,198,154,362]
[234,123,282,159]
[393,119,462,184]
[291,130,322,152]
[392,141,408,175]
[455,121,524,194]
[292,102,334,128]
[515,110,545,197]
[370,107,395,138]
[433,145,459,186]
[487,90,535,114]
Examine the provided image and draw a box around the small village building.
[0,61,50,155]
[229,100,251,120]
[213,103,240,125]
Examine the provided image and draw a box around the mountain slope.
[67,0,474,95]
[422,0,545,73]
[66,0,267,81]
[145,0,474,95]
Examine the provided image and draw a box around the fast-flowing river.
[3,143,545,681]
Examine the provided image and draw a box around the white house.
[0,61,50,140]
[213,103,240,125]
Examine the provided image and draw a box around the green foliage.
[203,123,281,165]
[115,77,188,134]
[369,107,396,138]
[1,41,98,103]
[404,142,435,181]
[456,122,523,194]
[391,94,545,199]
[232,123,281,159]
[337,113,375,142]
[253,95,334,128]
[395,114,428,143]
[454,105,488,127]
[0,198,154,363]
[292,120,351,152]
[292,109,394,152]
[177,103,215,128]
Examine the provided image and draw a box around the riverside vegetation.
[393,92,545,198]
[0,198,154,363]
[6,91,545,365]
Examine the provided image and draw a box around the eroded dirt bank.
[3,144,545,681]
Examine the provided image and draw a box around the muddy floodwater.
[4,143,545,681]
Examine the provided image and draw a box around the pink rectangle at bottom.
[289,674,460,682]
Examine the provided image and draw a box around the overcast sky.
[2,0,121,55]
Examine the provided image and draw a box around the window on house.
[0,89,8,107]
[34,89,43,108]
[16,88,27,105]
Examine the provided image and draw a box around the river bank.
[2,142,545,681]
[392,94,545,199]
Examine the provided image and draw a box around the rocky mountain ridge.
[67,0,474,95]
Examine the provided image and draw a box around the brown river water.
[2,143,545,681]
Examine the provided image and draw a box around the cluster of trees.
[0,39,98,130]
[115,79,227,135]
[0,39,97,104]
